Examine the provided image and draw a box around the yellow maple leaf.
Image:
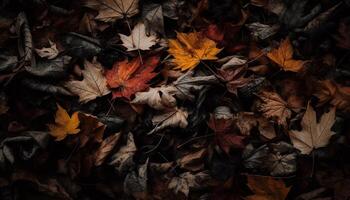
[168,32,222,71]
[48,104,80,141]
[267,38,306,72]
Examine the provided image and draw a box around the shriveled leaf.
[131,86,178,110]
[257,91,292,127]
[35,40,59,59]
[168,32,221,71]
[109,132,137,173]
[168,171,210,197]
[124,159,149,199]
[95,132,121,166]
[246,23,279,40]
[289,104,336,154]
[267,38,306,72]
[314,80,350,112]
[177,149,206,171]
[106,56,159,100]
[119,22,158,51]
[65,58,111,103]
[245,175,290,200]
[47,104,80,141]
[150,107,188,134]
[85,0,139,22]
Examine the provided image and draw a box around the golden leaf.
[267,38,306,72]
[168,32,221,71]
[48,104,80,141]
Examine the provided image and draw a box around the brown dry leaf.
[168,31,221,71]
[65,58,111,103]
[245,175,291,200]
[177,149,206,172]
[77,113,106,148]
[334,20,350,50]
[0,94,9,115]
[85,0,139,22]
[35,40,59,59]
[289,104,335,155]
[109,132,137,173]
[267,38,306,72]
[314,80,350,112]
[218,66,252,95]
[124,159,149,200]
[150,107,188,134]
[105,56,159,100]
[234,112,276,139]
[95,132,122,166]
[168,171,211,197]
[257,91,292,127]
[47,104,80,141]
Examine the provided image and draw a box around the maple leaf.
[119,22,158,51]
[245,175,291,200]
[131,86,178,110]
[77,113,106,148]
[48,104,80,141]
[85,0,139,22]
[168,32,221,71]
[314,80,350,112]
[289,104,336,155]
[168,171,210,197]
[218,66,252,95]
[257,91,292,127]
[267,38,306,72]
[65,59,111,103]
[105,56,159,100]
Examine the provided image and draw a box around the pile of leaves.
[1,0,350,199]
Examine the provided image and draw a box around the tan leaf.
[289,104,335,155]
[85,0,139,22]
[257,91,292,127]
[65,58,111,103]
[177,149,206,172]
[131,86,178,110]
[110,132,137,172]
[35,40,59,59]
[150,107,188,134]
[168,171,210,197]
[95,132,121,166]
[119,22,158,51]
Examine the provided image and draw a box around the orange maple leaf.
[267,38,306,72]
[105,56,159,99]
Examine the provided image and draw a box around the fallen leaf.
[245,175,290,200]
[168,171,210,197]
[124,159,149,199]
[77,113,106,148]
[246,23,279,40]
[47,104,80,141]
[85,0,139,22]
[314,80,350,112]
[289,104,335,154]
[257,91,292,127]
[105,56,159,100]
[168,31,221,71]
[243,142,297,176]
[95,132,122,166]
[267,38,306,72]
[0,93,9,115]
[142,3,164,35]
[35,40,59,59]
[335,20,350,50]
[150,107,188,134]
[119,22,158,51]
[177,149,206,171]
[218,66,252,95]
[109,132,137,173]
[131,86,178,110]
[65,58,111,103]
